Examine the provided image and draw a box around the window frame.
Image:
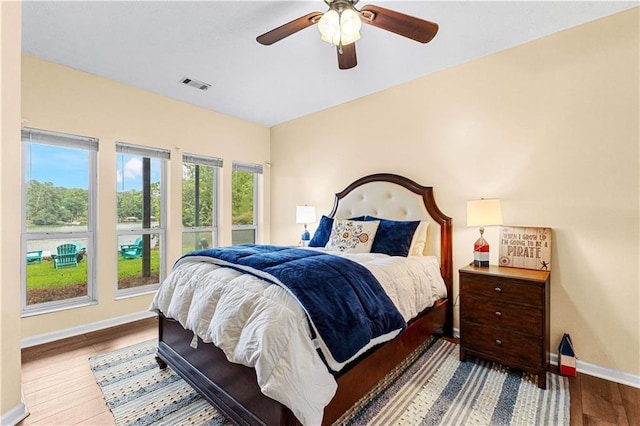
[115,142,169,298]
[182,153,221,252]
[20,127,98,316]
[231,162,262,245]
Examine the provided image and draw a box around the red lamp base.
[473,236,490,267]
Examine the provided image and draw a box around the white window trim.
[182,154,221,249]
[231,162,262,244]
[21,128,98,316]
[115,142,168,298]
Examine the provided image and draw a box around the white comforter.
[149,249,447,426]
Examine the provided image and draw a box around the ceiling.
[22,1,637,127]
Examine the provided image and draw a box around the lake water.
[25,223,159,257]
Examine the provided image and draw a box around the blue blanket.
[180,245,406,365]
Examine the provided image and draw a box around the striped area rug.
[90,341,229,426]
[89,339,569,426]
[336,339,569,425]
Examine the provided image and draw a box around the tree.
[62,188,88,222]
[182,163,214,227]
[150,181,161,223]
[117,190,143,220]
[232,170,254,225]
[26,180,88,225]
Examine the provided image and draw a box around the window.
[21,127,98,314]
[231,162,262,245]
[116,143,169,295]
[182,154,221,253]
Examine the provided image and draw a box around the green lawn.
[26,250,161,289]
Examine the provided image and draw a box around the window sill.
[115,284,159,300]
[21,298,98,318]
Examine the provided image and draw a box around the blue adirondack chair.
[120,237,143,260]
[53,243,79,268]
[72,242,86,261]
[26,250,43,264]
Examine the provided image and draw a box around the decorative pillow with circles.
[308,215,365,247]
[326,219,380,253]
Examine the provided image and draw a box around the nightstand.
[459,264,550,389]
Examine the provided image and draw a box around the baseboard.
[21,310,156,348]
[550,353,640,388]
[453,327,639,388]
[1,402,28,426]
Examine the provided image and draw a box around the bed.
[151,173,453,426]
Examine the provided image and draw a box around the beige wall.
[1,1,25,421]
[1,6,637,421]
[2,19,271,419]
[19,55,270,338]
[271,8,639,376]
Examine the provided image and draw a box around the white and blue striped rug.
[90,339,569,426]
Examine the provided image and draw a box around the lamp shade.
[296,205,316,224]
[466,199,503,227]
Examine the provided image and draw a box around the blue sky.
[26,144,88,189]
[116,155,161,192]
[26,144,160,190]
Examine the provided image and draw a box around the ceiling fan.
[256,0,439,70]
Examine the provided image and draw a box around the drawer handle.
[495,311,502,317]
[495,339,502,345]
[494,287,502,293]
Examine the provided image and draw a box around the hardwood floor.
[568,372,640,426]
[19,319,639,425]
[19,317,157,426]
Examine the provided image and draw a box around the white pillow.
[408,221,429,256]
[326,219,380,253]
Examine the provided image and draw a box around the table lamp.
[296,205,316,246]
[467,199,503,267]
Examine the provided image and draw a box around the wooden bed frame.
[155,173,453,425]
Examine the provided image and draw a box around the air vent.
[180,77,211,91]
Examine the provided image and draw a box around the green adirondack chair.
[53,243,79,268]
[120,237,143,260]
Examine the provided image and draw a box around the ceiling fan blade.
[257,12,323,45]
[360,4,438,44]
[337,43,357,70]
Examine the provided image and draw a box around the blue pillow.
[308,215,333,247]
[308,215,365,247]
[365,216,420,257]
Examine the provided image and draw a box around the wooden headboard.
[328,173,453,333]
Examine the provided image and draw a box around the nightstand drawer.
[462,295,543,337]
[462,323,543,369]
[460,273,543,307]
[459,265,550,388]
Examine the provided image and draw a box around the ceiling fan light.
[339,8,361,45]
[340,31,360,46]
[320,31,342,46]
[318,9,340,45]
[340,8,362,33]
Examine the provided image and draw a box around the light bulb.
[318,10,340,45]
[339,8,361,45]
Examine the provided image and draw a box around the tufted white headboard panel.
[328,174,452,287]
[332,181,440,256]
